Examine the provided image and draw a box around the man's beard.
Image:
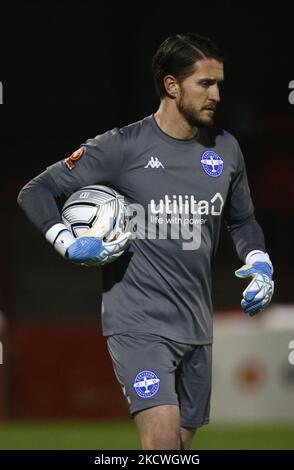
[178,95,215,128]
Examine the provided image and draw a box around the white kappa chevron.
[144,156,164,169]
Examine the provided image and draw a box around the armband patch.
[64,148,84,170]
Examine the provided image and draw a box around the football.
[61,185,128,242]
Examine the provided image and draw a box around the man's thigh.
[134,405,181,449]
[107,332,212,428]
[107,332,183,415]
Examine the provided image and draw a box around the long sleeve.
[225,140,267,261]
[17,128,124,235]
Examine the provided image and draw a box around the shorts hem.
[180,420,210,428]
[130,401,179,417]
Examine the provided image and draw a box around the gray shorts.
[107,332,212,428]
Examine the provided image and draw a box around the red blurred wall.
[0,322,129,421]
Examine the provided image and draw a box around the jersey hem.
[102,327,213,345]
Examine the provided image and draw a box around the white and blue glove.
[235,250,274,316]
[65,232,131,266]
[45,223,131,266]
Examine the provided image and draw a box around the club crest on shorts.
[133,370,160,398]
[200,150,224,177]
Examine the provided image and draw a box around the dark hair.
[152,33,224,98]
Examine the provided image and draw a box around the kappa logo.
[144,156,164,169]
[133,370,160,398]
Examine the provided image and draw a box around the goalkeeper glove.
[65,232,131,266]
[235,251,274,316]
[45,223,131,266]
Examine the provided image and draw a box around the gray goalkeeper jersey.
[19,115,266,344]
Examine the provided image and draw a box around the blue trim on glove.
[251,261,273,277]
[66,237,103,262]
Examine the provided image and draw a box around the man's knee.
[134,404,181,450]
[180,426,197,450]
[142,428,181,450]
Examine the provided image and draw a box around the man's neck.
[154,100,198,140]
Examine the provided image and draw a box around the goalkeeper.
[17,33,273,450]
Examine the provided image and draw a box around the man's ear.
[163,75,179,99]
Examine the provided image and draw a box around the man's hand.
[66,232,131,266]
[235,261,274,316]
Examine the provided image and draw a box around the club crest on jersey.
[200,150,224,177]
[133,370,160,398]
[64,148,84,170]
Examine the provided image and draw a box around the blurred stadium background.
[0,3,294,450]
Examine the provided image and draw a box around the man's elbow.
[17,181,32,208]
[17,184,27,208]
[227,213,257,233]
